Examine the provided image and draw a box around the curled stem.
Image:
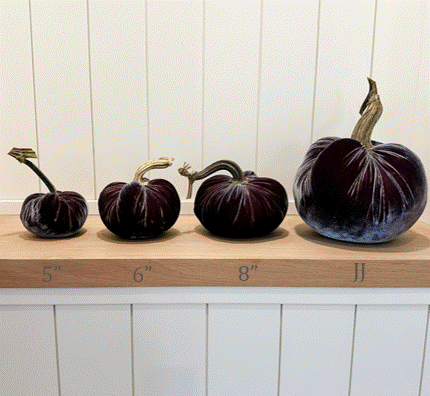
[178,159,248,199]
[133,157,174,184]
[351,77,383,149]
[8,148,57,193]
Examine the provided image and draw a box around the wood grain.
[1,215,429,288]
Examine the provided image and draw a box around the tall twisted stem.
[351,77,383,149]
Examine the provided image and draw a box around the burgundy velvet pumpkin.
[9,148,88,238]
[98,158,180,239]
[179,160,288,238]
[293,78,427,243]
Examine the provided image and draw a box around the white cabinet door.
[133,304,206,396]
[350,305,428,396]
[0,305,59,396]
[56,304,133,396]
[208,304,281,396]
[279,305,355,395]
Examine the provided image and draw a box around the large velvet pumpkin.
[293,79,427,243]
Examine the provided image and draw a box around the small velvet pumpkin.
[8,148,88,238]
[98,158,180,239]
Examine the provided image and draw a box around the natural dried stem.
[178,160,248,199]
[8,147,57,193]
[351,77,383,149]
[133,157,174,184]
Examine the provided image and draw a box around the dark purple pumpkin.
[179,160,288,238]
[98,158,180,239]
[293,78,427,243]
[8,148,88,238]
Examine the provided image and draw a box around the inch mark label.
[239,265,257,282]
[133,266,152,282]
[353,263,365,282]
[42,266,61,283]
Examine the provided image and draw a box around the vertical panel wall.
[371,1,430,227]
[147,0,203,198]
[0,0,39,199]
[30,0,94,198]
[203,0,261,171]
[372,0,428,146]
[416,0,430,225]
[1,0,429,225]
[258,0,318,199]
[312,0,375,142]
[89,0,148,197]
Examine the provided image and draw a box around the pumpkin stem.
[133,157,174,185]
[8,147,57,193]
[351,77,383,149]
[178,160,248,199]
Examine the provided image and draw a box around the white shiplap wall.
[1,0,429,223]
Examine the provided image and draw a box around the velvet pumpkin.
[98,158,180,239]
[293,79,427,243]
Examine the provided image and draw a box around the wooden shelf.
[1,215,430,288]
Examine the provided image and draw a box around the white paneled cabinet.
[279,305,355,395]
[350,305,429,396]
[133,304,206,396]
[423,310,430,395]
[208,304,281,395]
[0,305,58,396]
[1,299,429,395]
[55,304,133,396]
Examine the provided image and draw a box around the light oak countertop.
[1,215,429,288]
